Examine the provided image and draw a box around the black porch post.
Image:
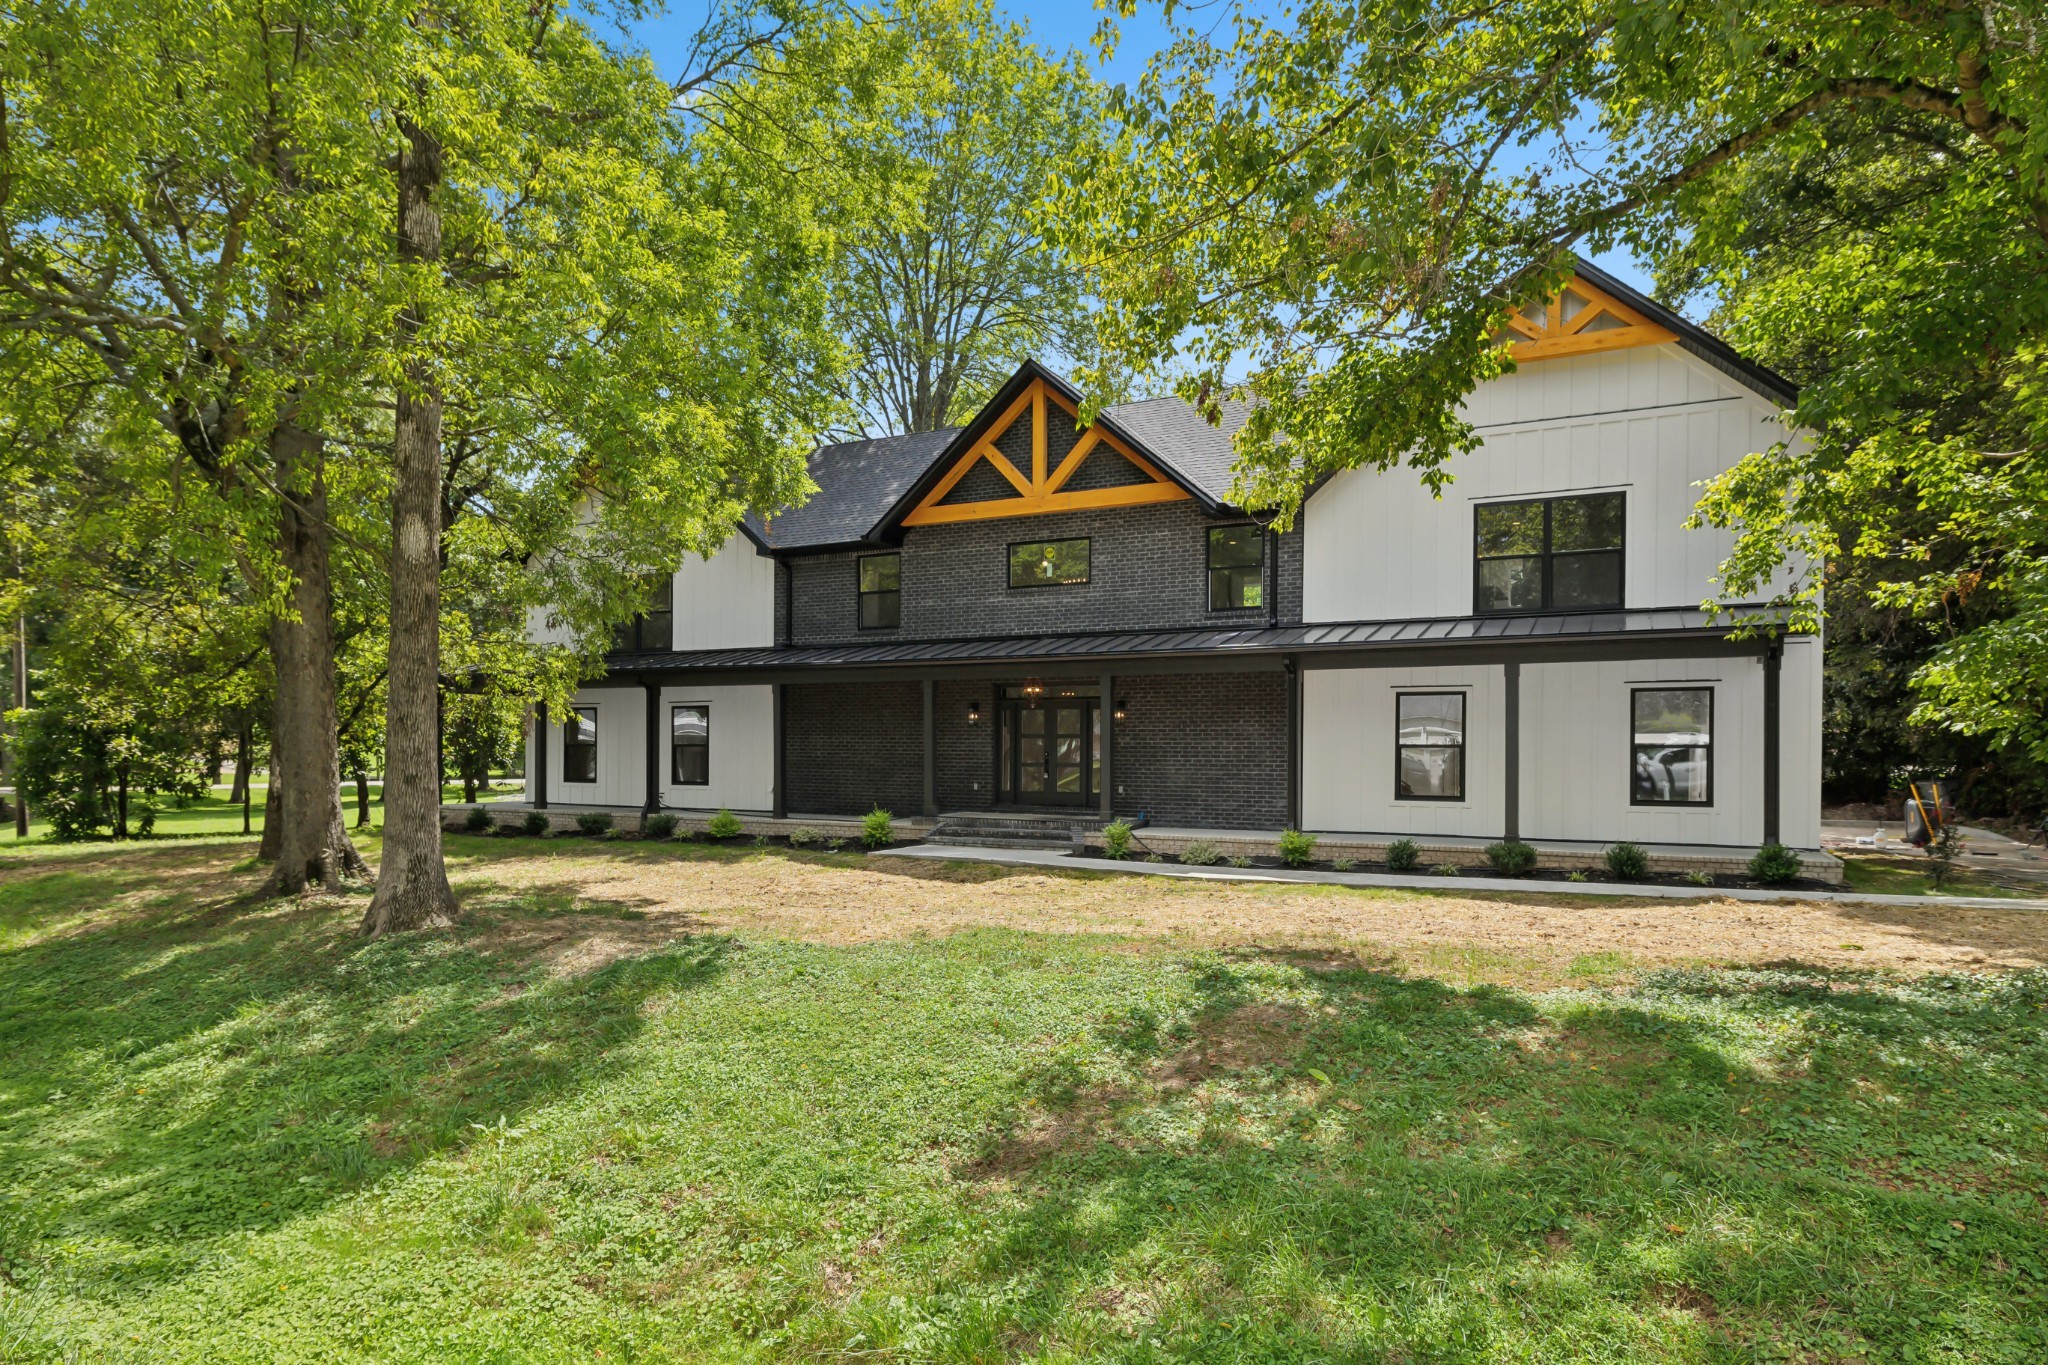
[1762,641,1782,845]
[1285,656,1302,829]
[921,678,937,818]
[1502,660,1521,841]
[533,700,550,809]
[771,683,786,819]
[1098,671,1113,820]
[643,678,661,817]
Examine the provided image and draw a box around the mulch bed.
[1071,845,1837,893]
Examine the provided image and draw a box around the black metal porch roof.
[602,606,1794,676]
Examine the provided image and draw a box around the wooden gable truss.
[1503,277,1677,363]
[901,378,1192,527]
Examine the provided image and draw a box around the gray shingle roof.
[746,427,959,551]
[1095,393,1251,505]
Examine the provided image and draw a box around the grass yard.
[1838,852,2043,900]
[0,835,2044,1362]
[0,781,524,844]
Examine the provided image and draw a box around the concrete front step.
[925,833,1077,851]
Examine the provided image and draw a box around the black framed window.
[671,704,709,786]
[1207,525,1264,610]
[1631,687,1712,806]
[1008,538,1090,589]
[1396,692,1465,800]
[612,574,673,651]
[858,553,900,630]
[1474,492,1624,613]
[562,706,598,783]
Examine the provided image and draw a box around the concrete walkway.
[874,843,2048,912]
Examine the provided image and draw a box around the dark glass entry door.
[999,694,1098,806]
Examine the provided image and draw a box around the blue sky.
[618,0,1660,296]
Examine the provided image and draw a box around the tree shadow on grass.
[0,848,732,1297]
[844,952,2048,1363]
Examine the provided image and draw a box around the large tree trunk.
[262,421,370,894]
[229,724,251,805]
[361,113,457,936]
[355,765,371,828]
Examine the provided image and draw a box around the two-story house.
[524,261,1821,854]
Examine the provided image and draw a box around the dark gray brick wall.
[786,505,1302,645]
[783,681,923,817]
[936,681,997,811]
[1110,672,1289,828]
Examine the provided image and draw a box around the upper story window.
[612,574,673,651]
[1009,538,1090,589]
[858,553,900,630]
[1207,525,1264,610]
[1474,492,1624,614]
[1632,687,1712,806]
[671,704,709,785]
[562,706,598,783]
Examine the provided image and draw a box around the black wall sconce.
[966,699,982,724]
[1113,698,1128,722]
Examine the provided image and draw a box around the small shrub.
[1747,842,1802,885]
[1143,852,1164,864]
[1686,869,1714,887]
[522,810,550,837]
[1385,838,1421,872]
[641,812,679,839]
[1566,870,1588,883]
[1226,855,1253,868]
[1103,820,1135,860]
[1604,841,1649,880]
[1431,862,1462,877]
[706,809,744,840]
[1331,856,1356,872]
[1927,821,1963,887]
[1179,839,1223,866]
[787,825,820,848]
[1484,839,1538,875]
[463,805,494,833]
[575,811,613,837]
[824,838,844,853]
[1277,829,1318,867]
[861,807,894,849]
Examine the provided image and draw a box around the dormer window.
[1474,492,1624,614]
[858,553,901,630]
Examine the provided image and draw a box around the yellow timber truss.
[901,378,1192,527]
[1504,277,1678,363]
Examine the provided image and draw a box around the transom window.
[671,705,709,786]
[1474,492,1624,614]
[1207,525,1264,610]
[1008,537,1090,589]
[612,574,673,651]
[562,706,598,783]
[858,553,900,630]
[1631,688,1712,806]
[1396,692,1465,801]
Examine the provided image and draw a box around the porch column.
[1285,656,1302,829]
[771,683,787,819]
[1502,661,1521,841]
[533,700,549,810]
[1099,671,1114,820]
[921,678,937,818]
[1763,641,1782,845]
[642,678,661,817]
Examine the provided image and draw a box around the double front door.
[999,692,1099,807]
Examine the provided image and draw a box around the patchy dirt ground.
[8,837,2041,982]
[442,840,2048,980]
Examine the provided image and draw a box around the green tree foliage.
[830,0,1106,434]
[1066,1,2047,807]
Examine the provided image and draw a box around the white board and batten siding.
[1299,641,1821,848]
[1302,345,1803,622]
[525,683,775,813]
[669,536,775,651]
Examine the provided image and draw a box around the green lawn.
[0,781,524,844]
[1838,853,2041,900]
[0,839,2043,1362]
